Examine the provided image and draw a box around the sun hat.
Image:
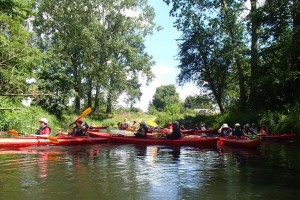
[222,123,229,128]
[244,124,250,128]
[39,118,48,124]
[235,123,241,127]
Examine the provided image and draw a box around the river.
[0,138,299,200]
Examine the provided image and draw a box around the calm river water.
[0,138,300,200]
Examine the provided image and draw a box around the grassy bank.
[1,104,299,137]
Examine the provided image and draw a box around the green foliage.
[150,85,181,112]
[184,95,213,110]
[33,0,156,113]
[0,101,62,135]
[0,0,43,94]
[259,105,300,134]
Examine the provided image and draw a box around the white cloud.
[119,63,200,112]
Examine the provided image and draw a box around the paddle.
[8,129,59,144]
[68,107,92,127]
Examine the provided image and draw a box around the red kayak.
[87,131,219,148]
[218,137,261,149]
[193,129,217,134]
[0,136,108,147]
[259,134,296,142]
[181,129,195,134]
[87,126,108,132]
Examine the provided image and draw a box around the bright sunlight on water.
[0,140,300,200]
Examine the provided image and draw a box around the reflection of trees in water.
[218,146,261,167]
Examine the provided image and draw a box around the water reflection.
[0,142,300,200]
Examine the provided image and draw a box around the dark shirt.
[72,123,88,136]
[166,126,182,139]
[134,125,148,138]
[232,128,243,137]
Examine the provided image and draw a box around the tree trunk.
[87,78,92,108]
[221,0,247,111]
[290,0,300,104]
[106,93,112,113]
[71,56,81,114]
[94,83,100,112]
[249,0,259,108]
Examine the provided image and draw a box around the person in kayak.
[250,123,258,135]
[258,124,269,135]
[134,121,148,138]
[70,117,89,137]
[166,121,182,139]
[35,118,51,135]
[162,122,173,134]
[243,124,257,137]
[231,123,248,137]
[218,123,232,137]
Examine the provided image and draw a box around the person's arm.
[229,129,233,136]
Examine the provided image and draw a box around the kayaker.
[243,124,257,137]
[258,124,269,135]
[162,122,173,134]
[218,123,232,137]
[131,120,139,129]
[134,121,148,138]
[166,121,182,139]
[232,123,248,137]
[35,118,51,135]
[70,117,89,137]
[250,123,258,135]
[199,122,207,130]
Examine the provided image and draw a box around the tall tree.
[0,0,43,94]
[33,0,156,114]
[150,84,180,112]
[164,0,247,112]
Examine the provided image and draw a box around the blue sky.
[118,0,200,111]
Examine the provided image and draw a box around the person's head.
[75,117,83,125]
[234,123,241,129]
[251,123,256,127]
[200,122,205,126]
[39,118,48,125]
[244,124,250,129]
[261,124,267,129]
[222,123,229,129]
[140,121,146,127]
[173,121,179,127]
[167,122,172,127]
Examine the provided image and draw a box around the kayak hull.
[0,136,108,147]
[193,129,217,134]
[218,137,261,149]
[87,131,219,148]
[259,134,296,142]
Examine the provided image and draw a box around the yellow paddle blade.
[69,107,92,127]
[80,107,92,118]
[9,130,19,136]
[48,136,59,144]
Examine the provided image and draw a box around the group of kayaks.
[0,127,296,149]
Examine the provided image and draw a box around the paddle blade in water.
[48,136,59,144]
